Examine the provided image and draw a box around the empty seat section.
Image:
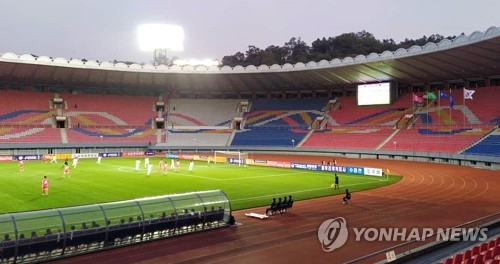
[462,131,500,157]
[379,125,493,153]
[63,93,156,126]
[0,126,61,143]
[302,127,394,149]
[168,99,240,126]
[163,129,232,147]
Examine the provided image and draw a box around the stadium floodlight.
[138,24,185,66]
[138,24,184,51]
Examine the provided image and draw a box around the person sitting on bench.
[342,189,351,204]
[280,196,288,213]
[265,198,277,215]
[287,195,294,210]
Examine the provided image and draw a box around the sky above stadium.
[0,0,498,64]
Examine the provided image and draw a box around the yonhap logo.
[317,217,348,252]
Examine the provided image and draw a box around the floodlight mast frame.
[153,48,169,66]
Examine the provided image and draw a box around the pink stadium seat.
[453,253,463,264]
[443,258,452,264]
[464,250,473,260]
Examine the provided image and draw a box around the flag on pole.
[387,168,390,175]
[464,88,476,100]
[426,92,437,100]
[450,96,454,108]
[413,94,423,103]
[439,91,448,98]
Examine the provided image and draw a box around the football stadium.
[0,6,499,264]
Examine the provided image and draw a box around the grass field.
[0,157,401,214]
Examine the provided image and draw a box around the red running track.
[53,155,500,264]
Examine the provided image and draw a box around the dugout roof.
[0,26,499,93]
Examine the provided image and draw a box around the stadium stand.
[63,93,157,126]
[379,125,494,153]
[66,127,158,143]
[0,126,62,143]
[328,93,414,126]
[462,130,500,157]
[231,98,326,147]
[167,99,240,126]
[162,129,232,147]
[440,236,500,264]
[302,127,394,149]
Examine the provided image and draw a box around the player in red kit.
[42,176,49,195]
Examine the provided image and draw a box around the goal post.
[214,151,248,167]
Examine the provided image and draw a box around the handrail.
[344,212,500,264]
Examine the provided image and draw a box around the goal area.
[214,151,248,167]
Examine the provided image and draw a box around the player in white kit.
[147,163,153,176]
[97,156,102,164]
[189,160,194,172]
[135,159,141,171]
[144,157,150,168]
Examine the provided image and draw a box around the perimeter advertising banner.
[227,158,245,165]
[291,162,382,177]
[13,155,42,161]
[0,156,13,161]
[73,153,99,159]
[166,154,179,159]
[363,167,383,177]
[100,152,122,158]
[123,152,145,157]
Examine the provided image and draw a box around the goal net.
[214,151,248,167]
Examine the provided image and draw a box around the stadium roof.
[0,26,499,93]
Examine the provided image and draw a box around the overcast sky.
[0,0,498,64]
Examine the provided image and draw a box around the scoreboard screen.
[357,83,391,106]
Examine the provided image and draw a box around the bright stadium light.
[137,24,184,51]
[138,24,185,66]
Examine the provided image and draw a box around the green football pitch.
[0,158,400,214]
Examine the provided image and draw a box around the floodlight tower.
[138,24,185,66]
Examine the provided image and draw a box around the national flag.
[413,94,423,103]
[464,88,475,100]
[426,92,437,100]
[450,96,454,108]
[439,91,448,98]
[387,168,390,175]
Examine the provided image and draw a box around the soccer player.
[61,158,68,169]
[50,155,57,163]
[147,163,153,176]
[144,157,150,169]
[170,159,175,170]
[159,159,165,171]
[19,160,25,172]
[189,160,194,172]
[135,159,141,171]
[72,157,79,168]
[63,164,70,177]
[175,160,180,172]
[41,176,49,195]
[97,156,102,165]
[207,156,211,166]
